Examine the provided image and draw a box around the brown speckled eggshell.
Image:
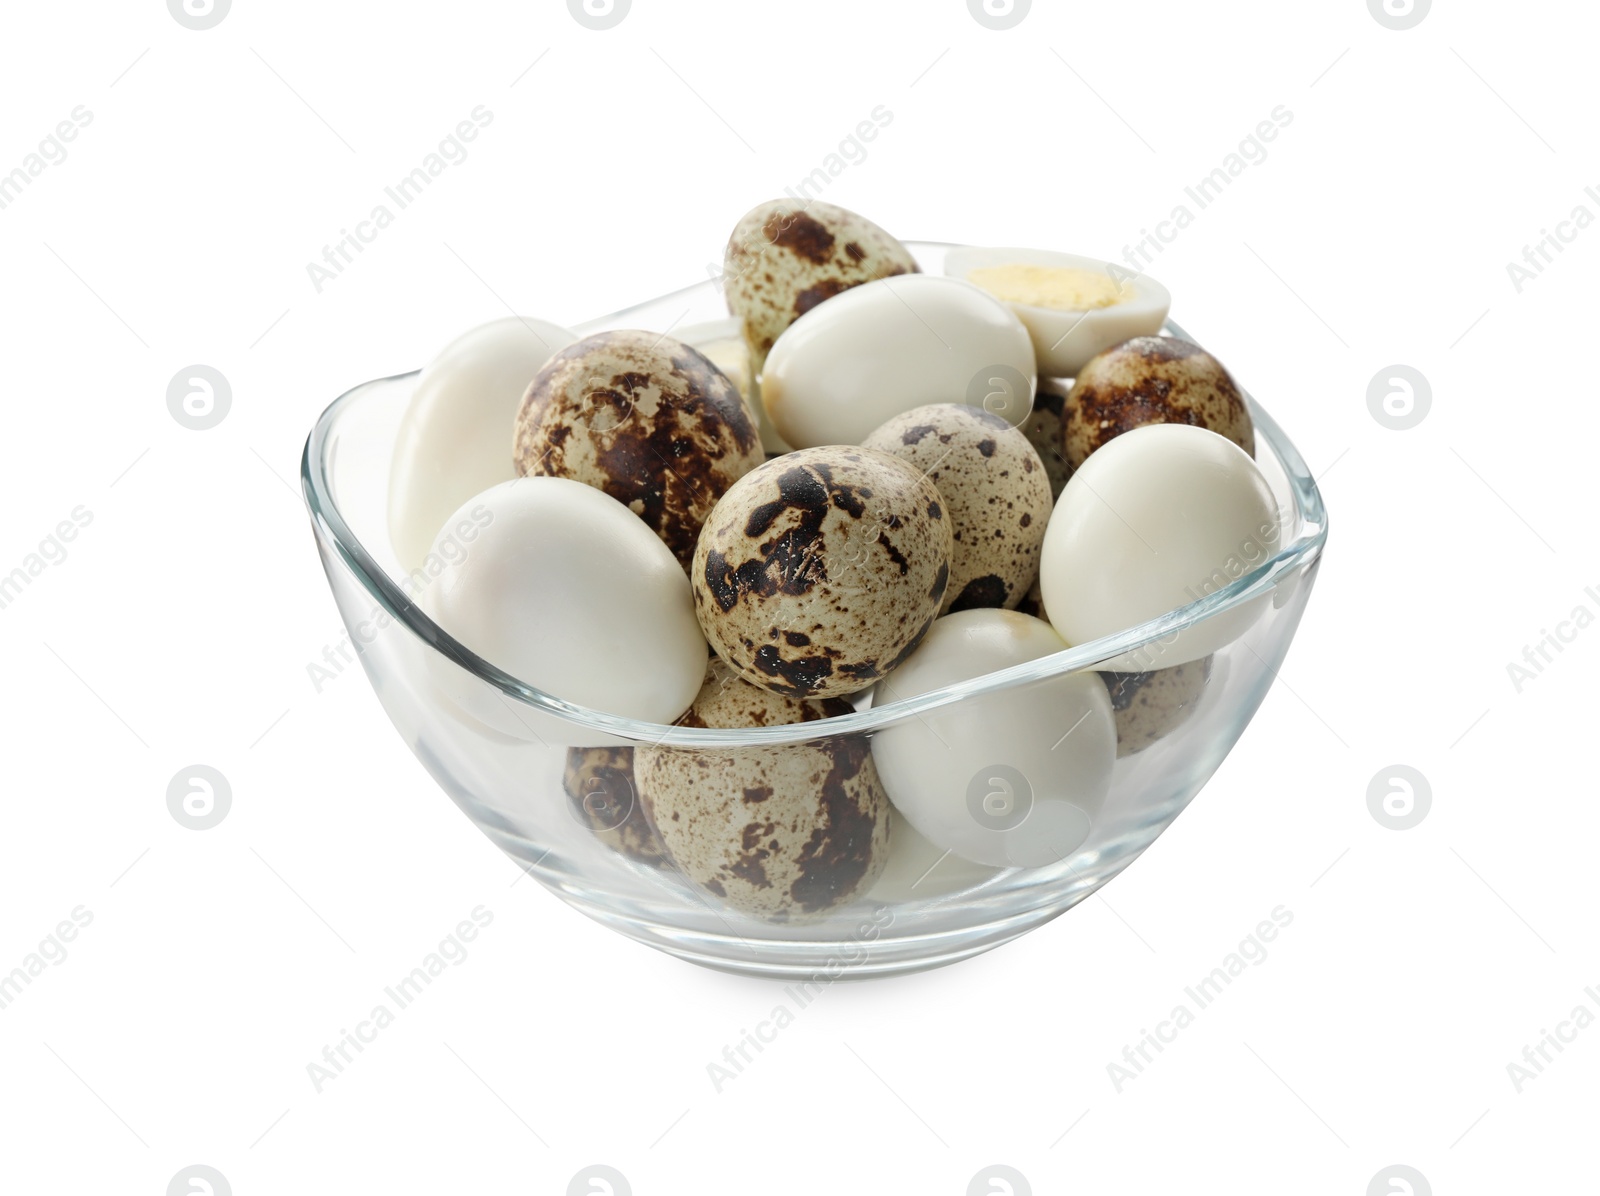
[1023,377,1074,499]
[680,657,854,727]
[1064,337,1254,471]
[638,658,883,922]
[723,199,918,377]
[1015,576,1045,620]
[692,446,953,700]
[863,404,1052,615]
[637,736,889,923]
[513,330,763,571]
[563,747,671,868]
[1100,657,1212,757]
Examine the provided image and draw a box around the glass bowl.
[299,243,1327,979]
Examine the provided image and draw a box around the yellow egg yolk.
[968,264,1133,311]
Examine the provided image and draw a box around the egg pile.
[389,200,1280,923]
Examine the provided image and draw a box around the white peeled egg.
[1039,423,1280,670]
[422,477,707,725]
[389,316,577,571]
[760,274,1036,448]
[944,246,1171,377]
[870,609,1116,868]
[866,809,1001,902]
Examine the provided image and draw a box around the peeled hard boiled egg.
[1039,424,1279,670]
[423,477,706,724]
[760,274,1037,448]
[866,809,1000,903]
[944,246,1170,377]
[870,609,1116,869]
[389,316,577,571]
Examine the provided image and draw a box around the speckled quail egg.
[513,329,763,571]
[680,657,854,728]
[761,274,1037,448]
[862,404,1051,614]
[688,329,753,408]
[723,198,918,379]
[1064,337,1254,470]
[1022,377,1074,499]
[677,323,794,457]
[564,747,670,867]
[1016,576,1045,620]
[692,446,953,700]
[389,316,577,571]
[1100,658,1212,757]
[637,664,889,921]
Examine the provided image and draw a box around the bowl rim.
[300,245,1327,748]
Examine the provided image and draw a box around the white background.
[1,0,1594,1192]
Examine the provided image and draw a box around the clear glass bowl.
[300,243,1327,979]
